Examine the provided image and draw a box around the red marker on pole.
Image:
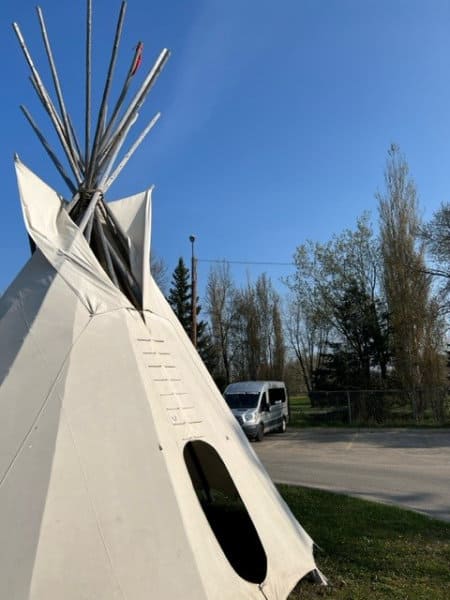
[131,42,144,76]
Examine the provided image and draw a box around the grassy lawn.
[279,485,450,599]
[290,394,341,427]
[290,395,313,427]
[289,395,450,428]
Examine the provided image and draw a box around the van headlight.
[243,410,257,423]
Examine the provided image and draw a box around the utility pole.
[189,235,197,348]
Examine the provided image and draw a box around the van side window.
[260,392,269,411]
[268,387,286,405]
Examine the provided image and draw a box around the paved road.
[254,428,450,522]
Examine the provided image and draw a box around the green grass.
[289,395,337,427]
[289,395,450,428]
[289,395,310,427]
[279,485,450,599]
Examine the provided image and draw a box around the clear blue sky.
[1,0,450,297]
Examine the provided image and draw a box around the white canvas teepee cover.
[0,161,319,600]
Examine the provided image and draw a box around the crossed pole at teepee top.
[12,1,170,309]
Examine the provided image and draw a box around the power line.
[197,258,295,267]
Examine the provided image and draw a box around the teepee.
[0,2,323,599]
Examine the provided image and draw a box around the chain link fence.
[304,388,450,426]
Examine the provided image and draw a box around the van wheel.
[277,417,287,434]
[255,424,264,442]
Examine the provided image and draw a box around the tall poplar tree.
[377,144,445,418]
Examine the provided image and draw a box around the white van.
[224,381,289,441]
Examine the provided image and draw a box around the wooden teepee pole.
[13,22,83,185]
[99,48,169,159]
[98,41,143,155]
[87,1,127,187]
[78,112,138,232]
[104,112,160,193]
[36,6,83,176]
[92,208,120,286]
[20,105,77,194]
[85,0,93,166]
[14,1,171,311]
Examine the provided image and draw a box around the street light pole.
[189,235,197,348]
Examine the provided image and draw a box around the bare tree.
[423,202,450,313]
[287,213,387,389]
[151,254,168,295]
[233,282,262,380]
[231,274,285,381]
[285,292,330,392]
[205,262,236,386]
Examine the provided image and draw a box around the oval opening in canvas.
[184,440,267,584]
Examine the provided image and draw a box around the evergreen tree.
[168,257,216,371]
[168,258,191,331]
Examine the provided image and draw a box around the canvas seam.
[0,306,92,490]
[259,584,270,600]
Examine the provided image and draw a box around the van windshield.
[225,393,260,410]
